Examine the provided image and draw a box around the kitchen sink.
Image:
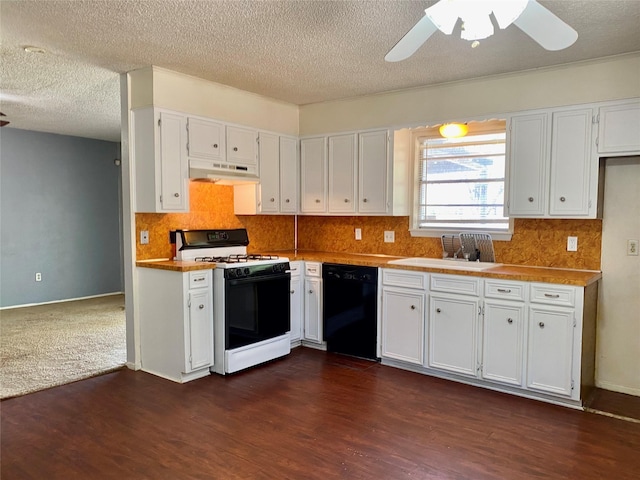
[387,257,502,271]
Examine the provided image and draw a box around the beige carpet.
[1,294,126,399]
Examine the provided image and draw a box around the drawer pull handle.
[308,290,313,294]
[544,293,560,298]
[233,147,238,152]
[194,278,204,282]
[213,143,218,148]
[528,197,534,202]
[539,322,545,328]
[198,304,205,310]
[285,199,290,203]
[507,318,513,324]
[315,199,321,203]
[560,196,566,202]
[410,305,416,310]
[270,198,275,202]
[436,308,441,313]
[497,288,511,293]
[344,199,349,203]
[363,198,368,203]
[174,193,180,197]
[290,290,295,294]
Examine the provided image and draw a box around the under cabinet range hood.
[189,159,259,185]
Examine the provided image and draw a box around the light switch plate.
[384,231,395,243]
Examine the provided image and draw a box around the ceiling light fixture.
[439,123,468,139]
[23,46,47,54]
[426,0,529,42]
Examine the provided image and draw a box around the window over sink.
[409,119,513,240]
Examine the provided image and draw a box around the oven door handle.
[226,273,291,286]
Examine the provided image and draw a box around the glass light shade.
[439,123,469,138]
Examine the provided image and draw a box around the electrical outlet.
[355,228,362,240]
[384,231,395,243]
[628,239,639,256]
[35,272,42,282]
[567,236,578,252]
[140,230,149,245]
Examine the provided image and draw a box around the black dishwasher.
[322,263,378,360]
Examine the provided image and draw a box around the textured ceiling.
[1,0,639,142]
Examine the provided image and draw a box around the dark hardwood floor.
[2,348,640,479]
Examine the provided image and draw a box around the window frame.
[408,119,513,241]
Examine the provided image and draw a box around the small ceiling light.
[23,46,47,54]
[439,123,469,138]
[426,0,529,43]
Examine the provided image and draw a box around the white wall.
[299,54,640,134]
[597,157,640,395]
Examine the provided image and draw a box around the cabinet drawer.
[305,262,321,277]
[189,271,210,289]
[382,269,428,290]
[430,274,481,296]
[288,261,302,277]
[530,283,576,307]
[485,280,526,302]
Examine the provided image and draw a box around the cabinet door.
[328,133,357,213]
[507,113,549,217]
[227,125,258,166]
[258,132,280,213]
[482,300,525,386]
[187,117,224,161]
[598,100,640,154]
[381,287,425,365]
[527,306,574,396]
[159,111,189,211]
[300,137,327,213]
[289,275,303,343]
[280,136,299,213]
[187,289,213,372]
[303,277,322,343]
[549,108,594,216]
[428,294,479,376]
[359,130,389,213]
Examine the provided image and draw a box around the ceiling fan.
[0,112,9,127]
[385,0,578,62]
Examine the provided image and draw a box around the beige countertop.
[137,251,601,287]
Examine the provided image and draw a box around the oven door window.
[225,274,291,349]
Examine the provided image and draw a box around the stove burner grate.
[193,253,280,263]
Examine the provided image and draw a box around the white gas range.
[175,229,291,375]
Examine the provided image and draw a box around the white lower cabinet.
[138,268,213,383]
[527,305,575,397]
[380,269,428,365]
[428,294,479,377]
[482,300,525,386]
[303,262,323,345]
[289,261,303,344]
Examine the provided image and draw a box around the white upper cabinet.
[226,125,258,167]
[507,106,597,219]
[257,132,280,213]
[301,137,328,213]
[597,99,640,155]
[359,130,389,214]
[549,108,595,216]
[132,107,189,213]
[279,136,299,213]
[187,117,225,161]
[328,133,357,213]
[507,113,549,217]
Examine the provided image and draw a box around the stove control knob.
[227,270,236,278]
[244,268,250,276]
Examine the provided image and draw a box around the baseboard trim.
[595,381,640,397]
[1,292,124,310]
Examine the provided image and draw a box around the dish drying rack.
[441,233,496,263]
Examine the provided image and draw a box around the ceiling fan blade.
[513,0,578,51]
[385,14,438,62]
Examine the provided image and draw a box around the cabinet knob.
[528,197,534,202]
[290,290,295,294]
[344,199,349,203]
[270,198,275,202]
[213,143,218,148]
[198,304,204,310]
[507,318,513,324]
[233,147,238,152]
[539,322,545,328]
[560,196,566,202]
[308,290,313,294]
[315,199,320,203]
[285,199,290,203]
[436,308,441,313]
[363,198,368,203]
[174,193,180,197]
[410,305,416,310]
